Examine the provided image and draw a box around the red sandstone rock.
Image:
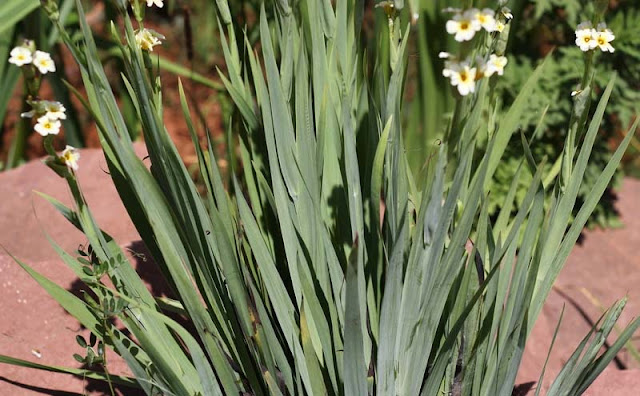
[0,147,145,395]
[0,256,133,395]
[584,368,640,395]
[0,145,145,263]
[517,178,640,393]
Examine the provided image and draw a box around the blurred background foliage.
[1,0,638,229]
[400,0,640,230]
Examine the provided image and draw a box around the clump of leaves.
[0,1,639,396]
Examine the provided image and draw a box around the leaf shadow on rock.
[0,375,83,396]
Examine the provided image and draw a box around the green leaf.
[0,355,139,388]
[0,0,39,36]
[344,237,367,396]
[259,5,300,200]
[376,211,408,395]
[486,56,550,184]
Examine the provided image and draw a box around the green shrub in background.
[488,1,640,227]
[0,1,639,396]
[485,0,640,229]
[402,0,640,230]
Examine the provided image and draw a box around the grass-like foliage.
[1,0,639,395]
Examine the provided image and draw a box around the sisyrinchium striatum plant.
[1,0,639,395]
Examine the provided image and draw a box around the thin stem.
[43,135,57,156]
[7,63,42,170]
[6,101,31,169]
[560,50,595,190]
[102,359,116,396]
[101,298,116,396]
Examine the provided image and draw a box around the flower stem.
[43,135,57,156]
[560,50,596,190]
[5,97,32,169]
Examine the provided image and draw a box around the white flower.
[33,51,56,74]
[574,21,596,52]
[495,21,506,33]
[476,8,498,32]
[43,101,67,120]
[501,7,514,20]
[484,54,508,76]
[60,145,80,171]
[575,30,597,52]
[34,115,61,136]
[135,28,164,52]
[446,9,481,42]
[594,22,615,52]
[146,0,164,7]
[439,52,451,59]
[447,61,477,96]
[8,46,33,67]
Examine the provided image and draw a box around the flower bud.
[494,22,510,56]
[40,0,60,21]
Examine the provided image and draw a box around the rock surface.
[517,178,640,393]
[0,147,144,395]
[0,146,143,264]
[584,368,640,395]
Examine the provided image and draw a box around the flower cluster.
[445,7,512,42]
[21,100,67,136]
[135,28,165,52]
[575,22,615,53]
[442,54,508,96]
[8,42,56,74]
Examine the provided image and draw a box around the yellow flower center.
[460,21,470,31]
[598,37,605,45]
[460,71,468,82]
